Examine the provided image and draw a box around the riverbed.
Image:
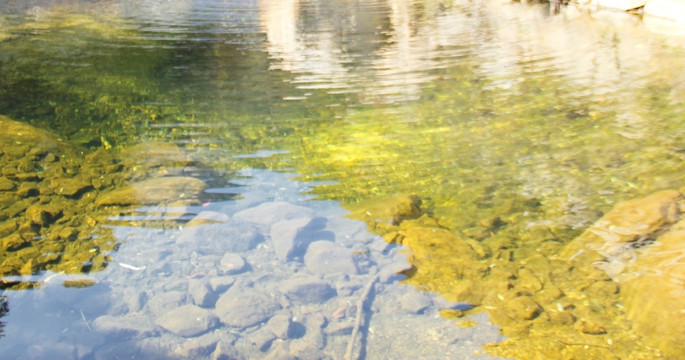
[1,0,685,359]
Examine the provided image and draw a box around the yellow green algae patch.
[0,116,221,289]
[346,192,685,359]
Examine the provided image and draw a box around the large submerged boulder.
[561,189,685,358]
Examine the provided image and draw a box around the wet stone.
[280,277,336,304]
[122,287,148,313]
[304,240,359,276]
[399,292,433,314]
[246,327,277,352]
[50,177,93,197]
[189,279,217,308]
[289,313,326,357]
[212,340,244,360]
[215,286,281,328]
[96,176,207,206]
[326,322,353,336]
[177,221,263,253]
[186,210,230,227]
[25,204,62,226]
[0,177,15,191]
[0,220,17,238]
[220,253,247,275]
[506,296,543,320]
[209,276,235,293]
[233,201,314,226]
[147,291,190,317]
[58,227,78,241]
[156,304,218,337]
[17,182,39,197]
[270,217,316,261]
[92,314,155,335]
[1,233,29,251]
[265,312,295,339]
[178,331,221,358]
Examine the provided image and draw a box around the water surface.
[1,0,685,358]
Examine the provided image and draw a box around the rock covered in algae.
[96,176,207,206]
[0,115,60,157]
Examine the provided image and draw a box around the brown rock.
[561,190,682,265]
[50,177,93,197]
[621,219,685,359]
[25,204,62,226]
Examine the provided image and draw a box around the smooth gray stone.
[270,217,314,261]
[212,340,244,360]
[179,332,221,358]
[326,322,354,336]
[92,314,155,335]
[280,277,336,304]
[265,312,294,339]
[122,287,148,313]
[209,276,235,293]
[304,241,359,276]
[288,313,326,357]
[147,291,189,317]
[220,253,247,275]
[215,286,281,328]
[177,220,263,253]
[188,280,217,308]
[246,327,277,352]
[233,202,314,226]
[399,292,433,314]
[156,304,218,337]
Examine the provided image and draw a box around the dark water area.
[1,0,685,358]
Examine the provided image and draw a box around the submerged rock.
[561,189,685,358]
[270,217,318,261]
[304,240,358,276]
[233,201,314,226]
[0,115,60,157]
[214,286,281,328]
[561,189,682,267]
[177,221,263,253]
[621,218,685,359]
[156,304,218,337]
[96,176,207,206]
[347,194,422,227]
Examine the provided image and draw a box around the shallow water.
[1,0,685,358]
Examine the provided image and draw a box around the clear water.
[1,0,685,358]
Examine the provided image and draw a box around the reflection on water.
[1,0,685,358]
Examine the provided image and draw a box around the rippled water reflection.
[1,0,685,359]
